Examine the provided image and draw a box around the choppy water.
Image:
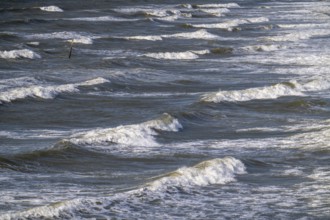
[1,0,330,219]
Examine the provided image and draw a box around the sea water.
[1,0,330,219]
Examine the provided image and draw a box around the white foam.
[68,113,182,146]
[0,77,40,90]
[0,77,109,103]
[0,49,41,59]
[147,157,246,190]
[144,49,209,60]
[193,17,269,30]
[195,3,240,8]
[39,6,63,12]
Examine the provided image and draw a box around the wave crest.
[68,113,182,146]
[39,6,63,12]
[147,157,246,190]
[0,77,109,103]
[0,49,41,59]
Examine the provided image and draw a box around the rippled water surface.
[1,0,330,219]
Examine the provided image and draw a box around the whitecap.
[242,44,286,52]
[201,78,330,103]
[0,156,245,220]
[39,6,63,12]
[123,35,163,41]
[163,29,220,40]
[26,31,95,44]
[201,81,302,103]
[0,49,41,59]
[0,77,109,103]
[67,113,182,147]
[193,17,269,30]
[146,157,246,190]
[120,29,220,42]
[199,8,231,17]
[144,49,209,60]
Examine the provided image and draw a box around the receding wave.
[0,49,41,59]
[0,157,245,219]
[201,79,330,103]
[67,113,182,147]
[0,77,109,104]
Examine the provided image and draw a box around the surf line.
[68,40,74,59]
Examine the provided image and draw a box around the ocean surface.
[0,0,330,219]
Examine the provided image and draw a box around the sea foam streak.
[68,113,182,147]
[0,157,245,219]
[0,77,109,104]
[0,49,41,59]
[201,79,330,103]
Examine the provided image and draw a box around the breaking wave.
[0,77,109,104]
[201,79,330,103]
[147,157,246,190]
[0,49,41,59]
[67,113,182,147]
